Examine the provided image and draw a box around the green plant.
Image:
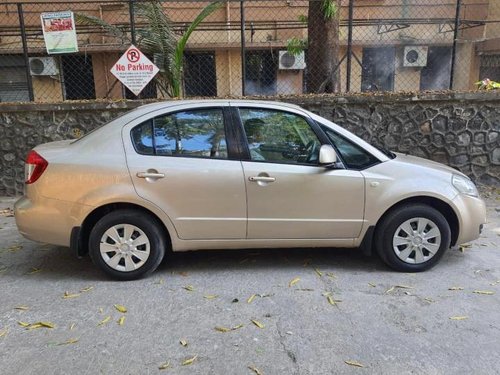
[475,78,500,90]
[286,37,307,56]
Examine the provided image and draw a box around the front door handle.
[136,172,165,179]
[249,176,276,183]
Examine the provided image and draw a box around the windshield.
[372,144,396,159]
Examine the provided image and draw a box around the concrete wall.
[0,91,498,196]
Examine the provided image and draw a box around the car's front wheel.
[375,204,451,272]
[89,210,166,280]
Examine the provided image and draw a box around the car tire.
[89,209,166,280]
[375,204,451,272]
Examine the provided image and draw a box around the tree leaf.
[204,295,218,300]
[98,316,111,326]
[180,339,188,347]
[80,286,94,293]
[0,328,8,338]
[251,319,265,329]
[448,287,464,291]
[27,323,43,330]
[58,338,79,345]
[159,361,171,370]
[248,365,263,375]
[114,304,128,313]
[345,360,364,368]
[473,290,494,295]
[215,326,231,332]
[182,355,198,366]
[40,322,55,328]
[289,277,300,287]
[18,321,30,327]
[368,283,376,287]
[183,285,195,292]
[63,291,80,299]
[69,323,76,330]
[449,316,468,320]
[247,294,257,304]
[14,305,29,311]
[118,316,125,326]
[314,268,323,277]
[27,267,41,274]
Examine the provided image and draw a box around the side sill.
[359,226,375,256]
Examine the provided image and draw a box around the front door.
[237,107,365,239]
[125,107,246,240]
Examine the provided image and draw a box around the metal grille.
[0,0,499,102]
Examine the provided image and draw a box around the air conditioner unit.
[29,57,59,76]
[403,46,428,67]
[279,51,306,70]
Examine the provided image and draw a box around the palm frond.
[74,13,128,41]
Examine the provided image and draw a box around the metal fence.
[0,0,499,103]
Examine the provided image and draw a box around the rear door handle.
[136,172,165,179]
[248,176,276,183]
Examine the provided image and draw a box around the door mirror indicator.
[319,145,338,166]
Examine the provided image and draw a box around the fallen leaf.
[63,291,80,299]
[58,338,79,345]
[448,287,464,291]
[326,272,336,279]
[251,319,265,329]
[295,288,314,292]
[8,245,22,252]
[179,271,189,277]
[18,321,30,327]
[118,316,125,326]
[327,295,342,305]
[180,339,188,347]
[449,316,468,320]
[69,323,76,330]
[247,294,257,304]
[345,360,364,368]
[27,323,43,330]
[473,290,494,295]
[98,316,111,326]
[424,297,435,303]
[159,361,171,370]
[182,355,197,366]
[231,324,244,330]
[14,305,29,311]
[215,326,231,332]
[314,268,323,277]
[248,365,263,375]
[0,328,8,338]
[368,283,376,287]
[289,277,300,287]
[98,308,104,314]
[80,286,94,293]
[114,304,128,313]
[183,285,195,292]
[39,321,55,328]
[27,267,41,274]
[154,279,164,285]
[386,285,414,293]
[204,294,218,300]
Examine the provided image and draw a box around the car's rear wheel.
[375,204,451,272]
[89,210,165,280]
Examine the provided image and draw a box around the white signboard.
[110,45,159,96]
[40,11,78,54]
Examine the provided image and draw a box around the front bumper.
[452,193,487,245]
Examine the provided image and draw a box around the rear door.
[123,104,247,240]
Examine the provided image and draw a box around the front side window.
[131,108,227,159]
[240,108,321,165]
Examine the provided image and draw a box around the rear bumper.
[14,196,87,248]
[453,193,487,245]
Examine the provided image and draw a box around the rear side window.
[131,108,228,159]
[322,126,379,170]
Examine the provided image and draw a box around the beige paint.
[32,76,63,102]
[215,49,242,96]
[92,53,123,99]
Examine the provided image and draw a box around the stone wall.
[0,92,499,196]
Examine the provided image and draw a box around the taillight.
[25,150,48,184]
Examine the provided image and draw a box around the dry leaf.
[0,328,8,338]
[183,285,195,292]
[58,338,79,345]
[215,326,231,332]
[40,321,55,328]
[289,277,300,287]
[114,304,127,313]
[473,290,494,295]
[159,361,171,370]
[154,279,164,285]
[232,324,244,330]
[204,294,218,300]
[326,272,336,279]
[314,268,323,277]
[27,267,41,274]
[345,360,364,368]
[248,365,263,375]
[251,319,265,329]
[368,283,376,287]
[18,321,30,327]
[327,295,342,305]
[63,291,80,299]
[80,286,94,293]
[118,316,125,326]
[247,294,257,304]
[448,287,464,291]
[69,323,76,330]
[386,285,413,293]
[180,339,188,347]
[98,316,111,326]
[14,305,29,311]
[295,288,314,292]
[27,323,43,330]
[8,245,22,252]
[449,316,468,320]
[98,308,104,314]
[182,355,197,366]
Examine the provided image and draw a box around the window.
[479,55,500,83]
[361,47,395,92]
[322,127,379,170]
[245,51,278,95]
[0,55,29,102]
[420,47,452,90]
[240,108,321,165]
[184,52,217,97]
[61,55,96,100]
[131,108,227,159]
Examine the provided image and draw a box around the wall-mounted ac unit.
[403,46,428,67]
[29,57,59,76]
[279,51,306,70]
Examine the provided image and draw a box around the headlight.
[452,174,478,197]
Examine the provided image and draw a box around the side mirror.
[319,144,338,166]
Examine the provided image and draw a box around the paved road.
[0,187,499,375]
